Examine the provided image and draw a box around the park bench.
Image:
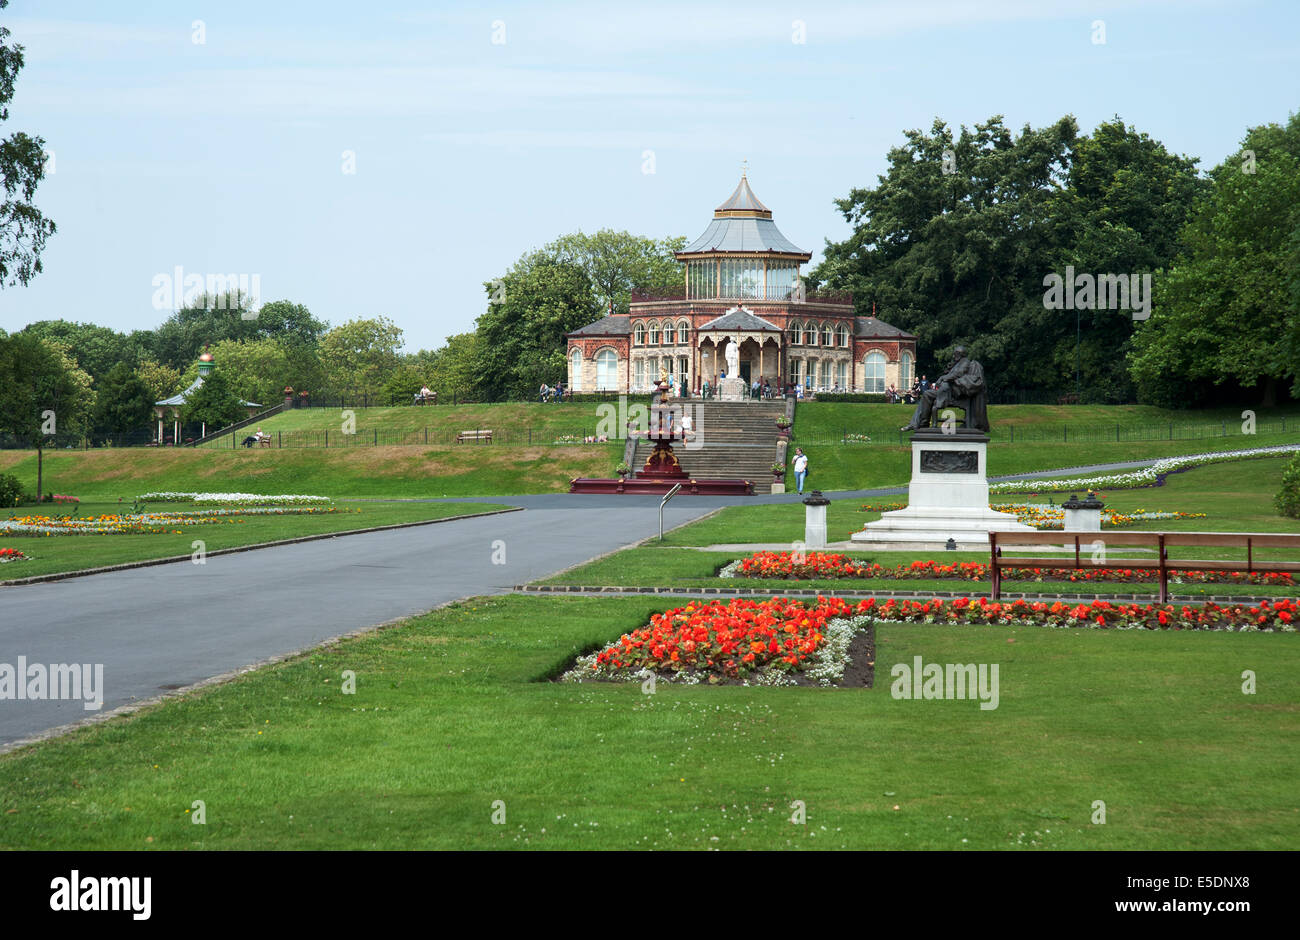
[258,437,272,447]
[990,530,1300,603]
[456,430,494,444]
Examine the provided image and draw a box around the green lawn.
[540,459,1300,597]
[2,594,1294,849]
[0,500,512,580]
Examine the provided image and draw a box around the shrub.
[1277,453,1300,519]
[0,473,23,508]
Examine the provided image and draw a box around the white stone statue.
[725,338,740,378]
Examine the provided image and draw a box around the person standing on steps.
[792,447,808,495]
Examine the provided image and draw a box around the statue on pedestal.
[901,346,989,432]
[725,337,740,379]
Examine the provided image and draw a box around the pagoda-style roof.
[155,375,260,408]
[678,174,810,259]
[715,176,771,217]
[698,307,783,333]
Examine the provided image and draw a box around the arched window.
[900,351,913,390]
[596,349,618,390]
[806,322,817,346]
[864,351,886,393]
[647,321,660,345]
[789,320,801,345]
[569,348,582,391]
[836,324,849,348]
[633,358,645,389]
[835,360,847,389]
[823,322,834,347]
[677,320,689,344]
[633,322,645,345]
[662,321,673,345]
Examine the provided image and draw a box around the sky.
[0,0,1297,353]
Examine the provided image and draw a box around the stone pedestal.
[803,491,829,549]
[851,429,1036,550]
[719,377,747,402]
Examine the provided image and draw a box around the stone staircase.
[630,399,787,494]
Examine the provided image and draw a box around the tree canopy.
[0,0,56,288]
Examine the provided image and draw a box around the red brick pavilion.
[565,172,916,395]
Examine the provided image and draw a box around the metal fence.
[200,427,624,449]
[799,416,1299,446]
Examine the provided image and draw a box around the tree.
[20,320,136,385]
[93,362,153,434]
[181,370,246,434]
[1047,118,1205,402]
[382,362,427,405]
[810,115,1079,391]
[542,230,686,315]
[1129,112,1300,407]
[318,317,404,395]
[0,0,57,287]
[136,358,181,404]
[474,259,600,400]
[178,338,290,407]
[420,332,482,402]
[0,333,91,498]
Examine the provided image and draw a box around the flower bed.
[0,548,29,563]
[0,506,351,536]
[136,492,332,505]
[990,444,1300,494]
[562,593,1296,690]
[857,595,1295,632]
[561,596,872,686]
[721,552,1295,587]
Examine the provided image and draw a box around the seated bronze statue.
[900,346,990,432]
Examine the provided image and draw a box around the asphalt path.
[0,451,1251,748]
[0,497,721,748]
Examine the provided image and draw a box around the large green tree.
[1129,112,1300,407]
[149,294,327,370]
[810,115,1079,392]
[473,259,600,400]
[0,0,56,287]
[1047,119,1205,402]
[541,230,686,315]
[0,333,92,497]
[93,362,153,434]
[318,316,404,396]
[20,320,138,385]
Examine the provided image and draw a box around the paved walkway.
[0,498,719,748]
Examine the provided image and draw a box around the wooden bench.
[456,430,493,444]
[990,530,1300,602]
[258,437,272,448]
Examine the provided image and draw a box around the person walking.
[792,447,809,495]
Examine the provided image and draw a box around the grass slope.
[1,594,1295,849]
[202,400,648,447]
[0,444,621,499]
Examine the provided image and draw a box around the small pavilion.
[153,346,261,444]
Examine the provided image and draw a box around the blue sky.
[0,0,1296,352]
